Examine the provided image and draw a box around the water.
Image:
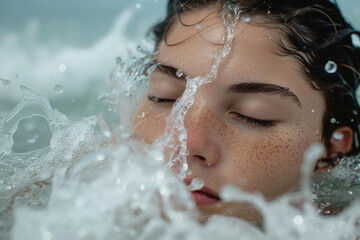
[1,1,360,240]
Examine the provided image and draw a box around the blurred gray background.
[0,0,358,117]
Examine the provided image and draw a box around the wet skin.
[132,8,326,221]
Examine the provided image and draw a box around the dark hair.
[151,0,360,156]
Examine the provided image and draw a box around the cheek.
[132,102,168,143]
[221,127,310,198]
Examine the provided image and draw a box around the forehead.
[160,9,287,77]
[156,8,325,109]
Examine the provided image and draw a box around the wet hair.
[150,0,360,157]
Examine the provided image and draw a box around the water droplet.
[195,24,201,29]
[332,132,344,140]
[156,172,165,180]
[325,60,337,74]
[97,154,106,161]
[176,69,183,78]
[58,64,67,72]
[0,78,11,86]
[349,191,353,195]
[293,215,304,225]
[98,94,117,104]
[137,112,145,119]
[330,118,336,124]
[351,33,360,47]
[257,38,261,41]
[116,178,121,184]
[137,45,142,51]
[188,177,204,191]
[153,150,163,161]
[26,135,39,144]
[54,84,64,93]
[135,3,142,9]
[39,170,51,180]
[267,10,271,14]
[107,106,113,112]
[311,109,315,113]
[241,17,251,23]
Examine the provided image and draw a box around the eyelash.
[148,96,176,103]
[149,96,275,128]
[232,112,276,128]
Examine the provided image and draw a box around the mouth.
[184,178,221,206]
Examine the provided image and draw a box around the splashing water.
[153,1,241,180]
[2,1,360,240]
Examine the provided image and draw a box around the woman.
[131,0,360,223]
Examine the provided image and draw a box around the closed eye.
[148,96,176,103]
[231,112,276,128]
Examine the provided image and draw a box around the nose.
[185,96,221,167]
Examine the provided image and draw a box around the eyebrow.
[151,62,187,81]
[227,82,302,107]
[151,62,302,107]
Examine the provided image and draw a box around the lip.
[184,178,220,206]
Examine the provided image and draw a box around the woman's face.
[132,8,326,220]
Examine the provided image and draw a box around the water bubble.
[351,33,360,47]
[0,78,11,86]
[54,84,64,93]
[267,10,271,14]
[26,135,39,144]
[58,64,67,72]
[332,132,344,140]
[293,215,304,225]
[241,17,251,23]
[195,24,201,30]
[188,177,204,191]
[135,3,142,9]
[176,69,184,78]
[324,60,337,74]
[330,118,336,124]
[349,191,353,195]
[311,109,315,113]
